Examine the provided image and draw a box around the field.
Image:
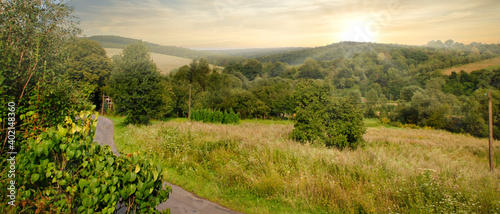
[442,56,500,75]
[105,48,194,74]
[110,117,500,213]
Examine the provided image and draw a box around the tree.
[107,42,173,124]
[64,38,113,109]
[241,59,263,81]
[186,58,210,120]
[291,79,365,149]
[297,58,324,79]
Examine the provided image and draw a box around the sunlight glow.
[340,22,377,43]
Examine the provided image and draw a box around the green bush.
[191,109,240,124]
[291,79,365,149]
[10,112,170,213]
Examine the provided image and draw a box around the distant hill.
[254,42,411,65]
[105,48,221,74]
[87,35,234,65]
[207,47,306,58]
[105,48,193,74]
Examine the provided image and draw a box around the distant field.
[442,56,500,75]
[105,48,193,75]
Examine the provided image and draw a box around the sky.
[69,0,500,49]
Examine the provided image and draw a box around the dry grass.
[443,56,500,75]
[112,118,500,213]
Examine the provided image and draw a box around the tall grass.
[110,117,500,213]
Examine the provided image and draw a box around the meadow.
[110,117,500,213]
[442,56,500,75]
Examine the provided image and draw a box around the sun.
[340,22,378,43]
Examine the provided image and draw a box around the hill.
[442,56,500,75]
[105,48,193,74]
[88,35,236,66]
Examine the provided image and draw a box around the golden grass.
[442,56,500,75]
[113,118,500,213]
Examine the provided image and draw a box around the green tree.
[241,58,263,81]
[296,58,324,79]
[64,38,113,109]
[186,58,210,120]
[107,42,173,124]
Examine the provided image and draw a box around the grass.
[108,116,500,213]
[442,56,500,75]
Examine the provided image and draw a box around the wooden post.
[101,94,105,115]
[488,90,494,172]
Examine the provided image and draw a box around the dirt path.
[93,116,240,214]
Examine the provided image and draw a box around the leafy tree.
[291,79,365,149]
[186,58,210,120]
[400,86,424,102]
[241,59,263,81]
[107,42,173,124]
[64,38,113,109]
[296,58,324,79]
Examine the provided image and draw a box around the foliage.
[191,109,240,124]
[107,42,174,125]
[8,112,170,213]
[291,79,365,149]
[64,38,113,109]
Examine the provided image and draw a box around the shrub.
[191,109,240,124]
[10,112,170,213]
[291,79,365,149]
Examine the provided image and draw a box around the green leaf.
[31,173,40,183]
[82,161,88,168]
[130,172,137,182]
[112,176,119,185]
[107,157,114,166]
[109,186,116,193]
[152,170,159,181]
[59,144,67,151]
[134,164,140,173]
[129,184,136,196]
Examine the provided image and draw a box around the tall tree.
[107,42,173,124]
[186,58,210,120]
[64,38,113,109]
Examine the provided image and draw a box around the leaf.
[129,184,136,196]
[82,161,88,168]
[134,164,140,173]
[129,172,137,182]
[31,173,40,183]
[112,176,119,185]
[109,186,116,193]
[152,170,159,181]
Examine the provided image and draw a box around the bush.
[291,79,365,149]
[9,112,170,213]
[191,109,240,124]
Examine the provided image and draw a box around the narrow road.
[93,116,240,214]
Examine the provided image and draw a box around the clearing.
[442,56,500,75]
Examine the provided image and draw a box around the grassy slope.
[105,48,192,75]
[442,56,500,75]
[109,117,500,213]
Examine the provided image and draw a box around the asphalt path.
[93,116,240,214]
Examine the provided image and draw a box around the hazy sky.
[70,0,500,49]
